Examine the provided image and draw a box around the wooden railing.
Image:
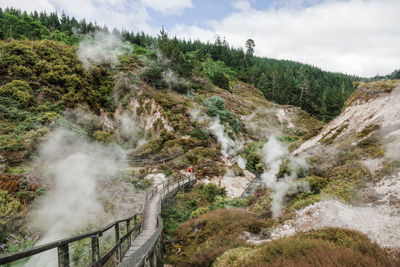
[119,175,197,267]
[0,174,195,267]
[0,207,143,266]
[123,153,184,167]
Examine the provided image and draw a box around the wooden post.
[91,235,100,264]
[115,223,120,264]
[58,244,69,267]
[126,218,131,247]
[134,214,138,236]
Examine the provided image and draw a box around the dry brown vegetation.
[166,209,272,267]
[214,228,400,267]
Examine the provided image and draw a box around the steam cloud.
[190,110,245,166]
[381,87,400,160]
[120,111,143,147]
[77,31,132,69]
[208,117,238,158]
[27,128,126,266]
[261,136,308,218]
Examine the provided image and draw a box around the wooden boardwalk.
[122,194,160,260]
[120,177,194,266]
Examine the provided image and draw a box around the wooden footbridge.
[0,175,196,267]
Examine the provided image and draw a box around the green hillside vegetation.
[0,39,115,166]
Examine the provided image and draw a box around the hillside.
[158,80,400,267]
[0,11,399,267]
[0,35,323,258]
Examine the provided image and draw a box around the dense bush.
[203,96,242,132]
[211,71,230,91]
[189,127,209,140]
[0,39,117,164]
[0,80,33,107]
[0,40,115,111]
[241,141,264,173]
[0,190,22,240]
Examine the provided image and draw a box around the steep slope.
[271,80,400,249]
[217,80,400,258]
[166,80,400,266]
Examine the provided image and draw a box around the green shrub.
[306,175,329,194]
[201,54,237,83]
[140,63,164,89]
[204,95,226,117]
[0,190,22,239]
[92,130,113,143]
[203,96,242,132]
[279,135,299,143]
[0,80,32,107]
[130,178,153,189]
[190,207,210,219]
[245,156,261,172]
[190,127,209,140]
[211,71,230,91]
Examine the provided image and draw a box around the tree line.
[0,7,372,121]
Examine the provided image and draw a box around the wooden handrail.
[0,175,195,266]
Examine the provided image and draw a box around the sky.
[1,0,399,77]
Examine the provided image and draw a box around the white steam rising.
[261,136,308,218]
[27,128,126,266]
[162,69,181,90]
[146,50,188,91]
[120,111,143,146]
[209,117,238,158]
[237,156,247,170]
[77,31,132,69]
[261,136,287,187]
[190,109,243,161]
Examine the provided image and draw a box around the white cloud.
[175,0,400,77]
[233,0,252,12]
[0,0,156,34]
[0,0,55,13]
[141,0,193,15]
[170,24,216,41]
[50,0,153,33]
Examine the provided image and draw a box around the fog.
[77,31,132,69]
[26,128,126,266]
[261,136,309,218]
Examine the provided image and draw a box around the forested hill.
[0,7,361,121]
